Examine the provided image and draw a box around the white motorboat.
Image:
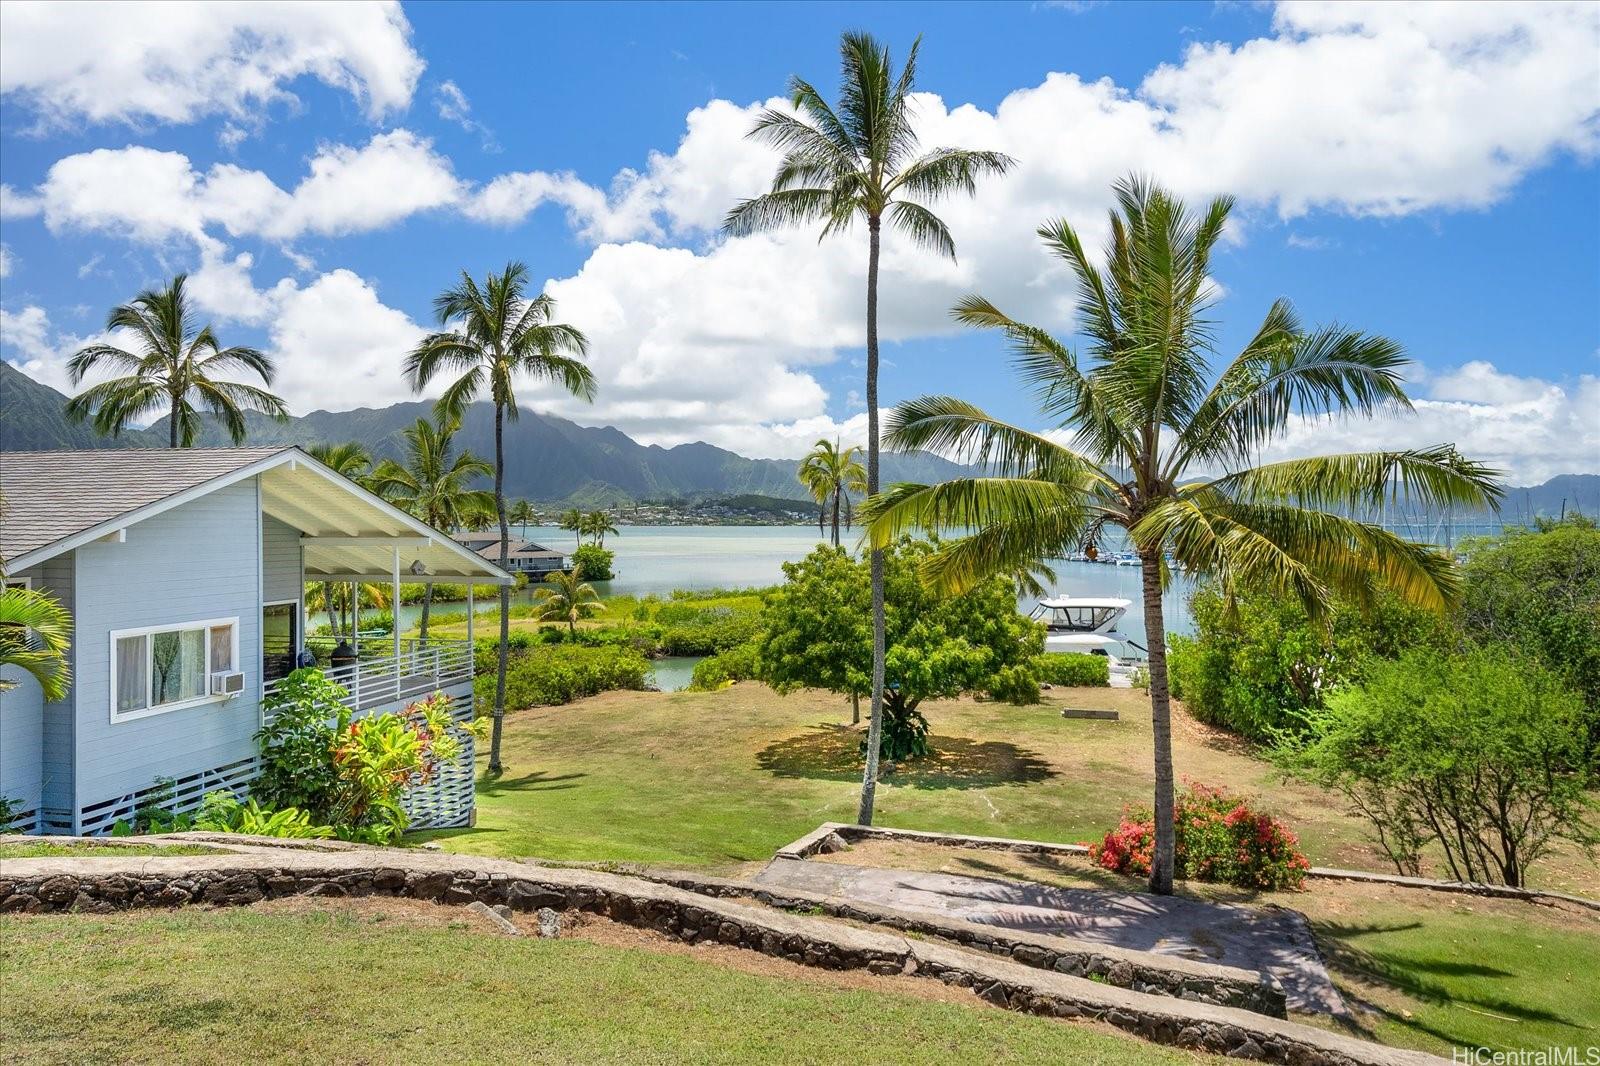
[1028,596,1145,656]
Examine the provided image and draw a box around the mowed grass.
[423,683,1599,896]
[0,839,223,859]
[816,840,1600,1058]
[0,904,1219,1066]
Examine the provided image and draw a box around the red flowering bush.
[1088,781,1310,891]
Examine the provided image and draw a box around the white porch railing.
[264,638,475,714]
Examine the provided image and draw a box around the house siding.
[262,514,303,605]
[69,480,262,825]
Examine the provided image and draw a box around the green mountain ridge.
[4,361,1595,513]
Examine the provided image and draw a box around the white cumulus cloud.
[0,0,423,127]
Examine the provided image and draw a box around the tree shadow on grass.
[756,724,1057,790]
[1311,918,1587,1046]
[476,770,587,797]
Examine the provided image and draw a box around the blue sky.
[1,1,1597,480]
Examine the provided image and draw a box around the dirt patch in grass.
[756,723,1057,788]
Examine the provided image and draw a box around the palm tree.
[864,176,1502,894]
[509,499,536,536]
[725,32,1012,825]
[583,510,619,547]
[371,414,494,641]
[0,586,72,702]
[308,442,377,632]
[559,507,585,549]
[406,262,595,774]
[531,570,603,636]
[66,275,287,447]
[798,438,867,548]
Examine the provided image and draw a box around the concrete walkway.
[755,857,1346,1016]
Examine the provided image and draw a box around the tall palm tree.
[559,507,585,549]
[798,438,867,548]
[583,510,619,547]
[864,176,1503,894]
[0,586,72,702]
[509,499,536,536]
[308,441,378,633]
[66,275,287,447]
[725,32,1012,825]
[406,262,595,774]
[531,570,603,636]
[371,414,494,641]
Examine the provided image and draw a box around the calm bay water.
[394,524,1195,646]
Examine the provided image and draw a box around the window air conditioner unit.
[210,671,246,698]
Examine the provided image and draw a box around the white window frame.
[2,577,32,590]
[108,616,240,724]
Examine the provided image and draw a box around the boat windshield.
[1035,605,1120,632]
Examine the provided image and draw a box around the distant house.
[456,534,570,577]
[0,447,512,836]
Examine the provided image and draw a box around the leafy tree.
[0,585,72,701]
[583,510,619,547]
[1274,647,1597,887]
[863,177,1501,893]
[371,414,494,641]
[407,262,596,774]
[66,274,287,447]
[1168,581,1450,742]
[726,32,1013,823]
[799,438,867,547]
[532,571,603,635]
[760,539,1043,761]
[1458,516,1600,747]
[571,544,615,581]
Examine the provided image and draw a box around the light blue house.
[0,447,512,835]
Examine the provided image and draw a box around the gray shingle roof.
[0,447,289,566]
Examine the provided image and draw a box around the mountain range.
[3,360,1596,513]
[0,362,968,504]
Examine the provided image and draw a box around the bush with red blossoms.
[1088,780,1310,891]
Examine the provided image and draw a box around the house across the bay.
[0,447,513,836]
[456,533,570,577]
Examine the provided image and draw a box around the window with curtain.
[111,619,237,720]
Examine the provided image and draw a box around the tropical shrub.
[1458,516,1600,748]
[760,539,1044,761]
[572,544,615,581]
[191,791,333,839]
[986,664,1041,705]
[1274,647,1597,886]
[474,631,536,674]
[255,669,353,816]
[480,644,649,711]
[1167,581,1448,742]
[1033,654,1111,688]
[689,642,762,690]
[1089,782,1310,891]
[658,609,762,655]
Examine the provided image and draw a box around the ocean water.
[390,524,1194,646]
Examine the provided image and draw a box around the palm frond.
[723,188,839,237]
[885,200,955,259]
[888,147,1015,202]
[1205,447,1504,514]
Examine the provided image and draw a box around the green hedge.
[474,644,649,712]
[1033,654,1111,687]
[689,642,762,690]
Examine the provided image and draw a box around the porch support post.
[391,546,402,665]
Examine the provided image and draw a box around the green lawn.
[423,684,1599,897]
[0,906,1217,1065]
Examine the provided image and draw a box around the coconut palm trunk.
[1140,547,1176,894]
[859,214,887,824]
[491,402,511,775]
[419,585,434,644]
